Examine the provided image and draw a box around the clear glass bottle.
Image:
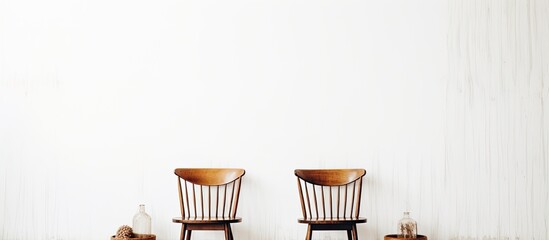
[132,204,152,235]
[398,211,417,238]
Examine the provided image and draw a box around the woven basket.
[111,234,156,240]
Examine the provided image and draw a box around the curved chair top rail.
[175,168,245,186]
[295,169,366,186]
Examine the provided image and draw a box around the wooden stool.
[384,234,427,240]
[111,234,156,240]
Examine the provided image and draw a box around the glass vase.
[398,211,417,238]
[132,204,151,235]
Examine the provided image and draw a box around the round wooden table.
[111,234,156,240]
[384,234,428,240]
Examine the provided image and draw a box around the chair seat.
[298,217,367,224]
[173,216,242,224]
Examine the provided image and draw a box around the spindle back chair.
[295,169,367,240]
[172,168,245,240]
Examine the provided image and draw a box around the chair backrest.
[295,169,366,220]
[175,168,245,219]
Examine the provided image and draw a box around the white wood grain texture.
[445,0,549,239]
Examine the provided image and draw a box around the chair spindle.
[193,183,197,217]
[356,177,362,218]
[178,178,185,218]
[184,181,190,217]
[304,182,312,219]
[313,184,319,219]
[344,183,348,217]
[350,181,355,218]
[233,178,242,218]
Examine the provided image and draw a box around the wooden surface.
[295,169,366,186]
[174,168,246,186]
[173,217,242,224]
[383,234,427,240]
[298,217,366,224]
[111,234,156,240]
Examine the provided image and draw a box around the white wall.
[0,0,547,239]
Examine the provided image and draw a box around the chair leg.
[224,224,231,240]
[228,224,234,240]
[351,224,358,240]
[347,229,353,240]
[180,224,187,240]
[305,225,312,240]
[185,230,192,240]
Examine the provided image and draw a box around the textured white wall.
[444,1,549,239]
[0,0,547,239]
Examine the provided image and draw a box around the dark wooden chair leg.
[228,224,234,240]
[347,229,353,240]
[224,224,231,240]
[305,224,313,240]
[351,224,358,240]
[185,230,192,240]
[180,224,187,240]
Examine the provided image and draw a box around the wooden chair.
[172,168,245,240]
[295,169,367,240]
